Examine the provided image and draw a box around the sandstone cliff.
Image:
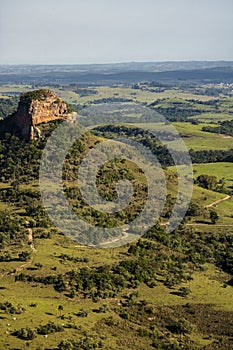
[0,89,71,140]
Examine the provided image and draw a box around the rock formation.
[0,89,71,140]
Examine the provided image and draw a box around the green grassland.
[191,186,233,225]
[0,84,34,100]
[0,84,216,106]
[168,162,233,226]
[169,162,233,194]
[168,179,233,226]
[0,231,233,350]
[64,87,215,105]
[134,122,233,150]
[193,163,233,190]
[189,112,233,123]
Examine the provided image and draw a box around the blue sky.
[0,0,233,64]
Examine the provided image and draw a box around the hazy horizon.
[1,59,233,67]
[1,0,233,65]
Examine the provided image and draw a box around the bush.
[138,327,149,337]
[172,318,193,335]
[76,309,88,317]
[119,312,129,320]
[58,340,74,350]
[13,327,37,340]
[210,210,219,224]
[18,251,31,261]
[37,321,63,335]
[178,287,190,297]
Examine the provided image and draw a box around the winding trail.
[205,195,231,208]
[99,229,129,247]
[27,228,37,252]
[186,223,233,227]
[0,228,36,279]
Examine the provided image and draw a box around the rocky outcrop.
[2,89,70,140]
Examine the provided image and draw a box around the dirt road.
[205,195,231,208]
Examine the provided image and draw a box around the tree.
[58,340,74,350]
[186,202,201,217]
[18,251,31,261]
[174,318,193,338]
[210,210,219,224]
[196,174,218,191]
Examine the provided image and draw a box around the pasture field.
[168,122,233,151]
[168,162,233,226]
[189,112,233,123]
[0,84,216,105]
[193,162,233,191]
[169,162,233,192]
[134,122,233,150]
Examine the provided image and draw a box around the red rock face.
[10,90,69,140]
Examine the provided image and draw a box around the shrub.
[119,312,129,320]
[13,327,37,340]
[178,287,191,297]
[37,321,63,335]
[18,251,31,261]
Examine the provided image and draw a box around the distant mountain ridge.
[0,61,233,85]
[1,61,233,73]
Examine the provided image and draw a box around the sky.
[0,0,233,64]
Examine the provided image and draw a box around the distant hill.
[0,62,233,85]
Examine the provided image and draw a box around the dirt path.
[0,257,34,279]
[205,195,231,208]
[0,228,36,279]
[99,229,129,247]
[186,223,233,227]
[27,228,37,252]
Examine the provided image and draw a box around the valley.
[0,67,233,349]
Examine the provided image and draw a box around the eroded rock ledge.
[1,89,71,140]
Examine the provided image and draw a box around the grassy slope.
[133,122,233,151]
[0,235,232,350]
[168,162,233,225]
[193,163,233,190]
[191,112,233,123]
[173,122,233,150]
